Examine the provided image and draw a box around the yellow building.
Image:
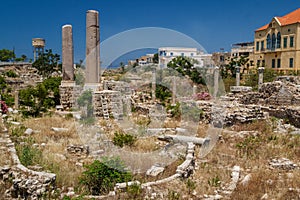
[255,8,300,73]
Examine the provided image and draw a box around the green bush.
[126,183,143,199]
[19,77,62,117]
[113,132,136,148]
[5,70,18,78]
[16,144,42,167]
[79,157,132,195]
[166,102,181,119]
[208,175,221,187]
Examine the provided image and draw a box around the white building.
[158,47,212,68]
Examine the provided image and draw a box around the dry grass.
[23,116,79,143]
[21,116,85,189]
[139,119,300,199]
[0,150,12,166]
[132,137,160,152]
[6,114,299,198]
[40,150,84,188]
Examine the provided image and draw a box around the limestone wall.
[59,83,82,110]
[93,90,123,119]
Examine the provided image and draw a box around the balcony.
[260,47,277,53]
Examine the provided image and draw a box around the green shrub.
[185,178,196,194]
[166,102,181,119]
[236,135,261,158]
[16,144,42,167]
[208,175,221,187]
[5,70,18,78]
[79,157,132,195]
[113,132,136,148]
[126,183,143,199]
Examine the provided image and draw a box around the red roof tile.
[256,8,300,31]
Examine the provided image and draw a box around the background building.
[158,47,212,68]
[255,8,300,73]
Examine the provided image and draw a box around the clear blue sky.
[1,0,300,63]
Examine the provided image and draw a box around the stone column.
[86,10,100,84]
[214,66,219,98]
[193,85,197,96]
[62,24,74,81]
[152,68,156,103]
[14,90,19,109]
[172,76,176,105]
[258,67,264,89]
[236,65,240,86]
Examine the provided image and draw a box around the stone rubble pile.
[66,144,89,157]
[197,101,265,126]
[269,158,298,170]
[235,80,300,106]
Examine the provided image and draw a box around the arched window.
[271,33,276,49]
[267,34,271,49]
[276,32,281,48]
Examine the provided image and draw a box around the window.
[261,41,264,50]
[257,60,260,67]
[170,52,173,56]
[290,36,294,47]
[283,37,288,48]
[159,51,166,56]
[220,56,224,62]
[267,34,271,49]
[181,53,184,56]
[191,53,194,56]
[276,32,281,48]
[290,58,294,68]
[256,41,260,51]
[277,59,281,68]
[271,33,276,49]
[272,59,276,68]
[262,60,265,67]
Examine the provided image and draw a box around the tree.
[221,55,249,79]
[243,67,278,88]
[167,56,205,85]
[19,77,62,117]
[15,54,27,62]
[153,53,159,63]
[32,49,60,77]
[0,49,15,62]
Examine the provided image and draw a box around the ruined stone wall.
[93,90,123,119]
[59,83,82,110]
[104,80,132,95]
[197,101,265,126]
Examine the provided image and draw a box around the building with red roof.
[255,8,300,72]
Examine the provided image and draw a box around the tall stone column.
[86,10,100,85]
[152,68,156,103]
[14,90,19,109]
[193,85,197,96]
[172,76,176,105]
[62,24,74,81]
[214,66,219,98]
[258,67,264,89]
[236,65,240,86]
